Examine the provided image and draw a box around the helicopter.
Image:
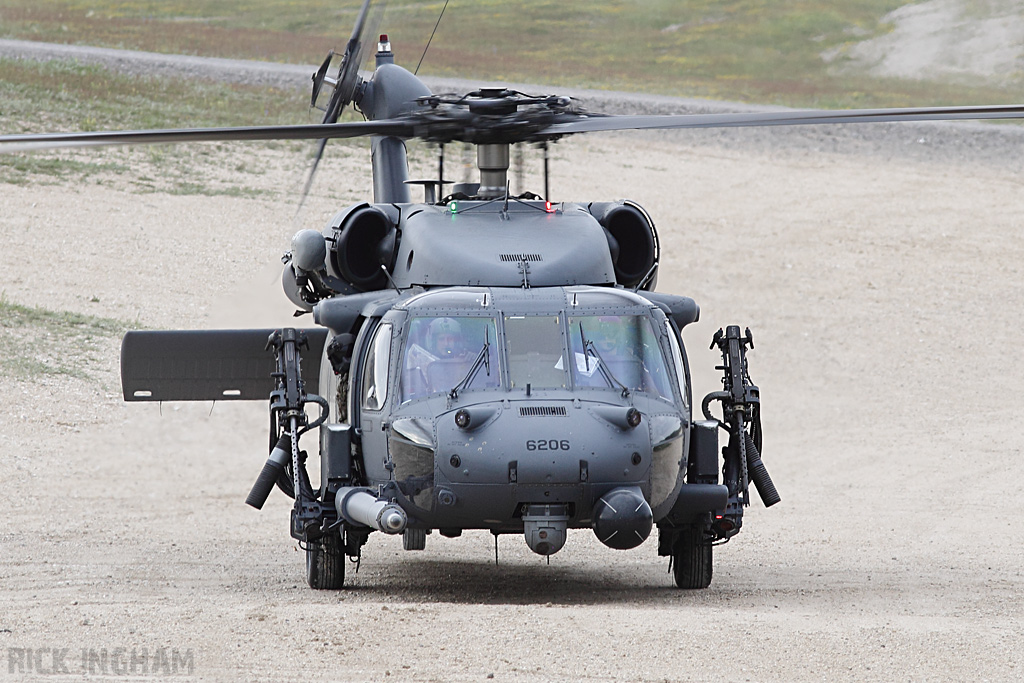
[3,1,1024,592]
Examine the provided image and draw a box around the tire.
[306,533,346,589]
[403,528,426,551]
[672,528,712,589]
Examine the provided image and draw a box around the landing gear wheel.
[403,528,426,551]
[306,533,345,589]
[672,528,712,589]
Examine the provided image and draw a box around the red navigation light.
[545,201,553,213]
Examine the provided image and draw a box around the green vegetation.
[0,57,300,187]
[0,58,307,134]
[0,0,1022,108]
[0,57,369,190]
[0,154,127,185]
[0,294,132,381]
[165,181,265,197]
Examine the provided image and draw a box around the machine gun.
[245,329,330,542]
[702,326,780,540]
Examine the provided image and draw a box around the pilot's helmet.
[594,316,623,354]
[427,317,462,357]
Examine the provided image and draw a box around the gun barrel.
[744,434,781,507]
[245,434,292,509]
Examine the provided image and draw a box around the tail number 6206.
[526,439,571,451]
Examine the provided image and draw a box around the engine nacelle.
[324,203,399,292]
[590,201,659,290]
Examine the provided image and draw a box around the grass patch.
[0,294,132,381]
[166,181,265,197]
[0,58,368,192]
[0,0,1022,108]
[0,58,308,134]
[0,154,128,184]
[0,57,304,188]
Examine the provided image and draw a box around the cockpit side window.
[567,314,673,401]
[361,322,392,411]
[400,316,500,403]
[664,321,690,409]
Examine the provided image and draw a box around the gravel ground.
[1,42,1023,682]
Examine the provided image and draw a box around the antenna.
[633,263,658,292]
[380,265,403,294]
[415,0,451,75]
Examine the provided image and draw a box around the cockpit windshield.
[567,315,673,400]
[398,310,675,403]
[400,316,500,402]
[504,315,567,390]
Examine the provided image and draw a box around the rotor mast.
[477,143,510,198]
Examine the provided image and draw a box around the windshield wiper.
[578,322,590,372]
[584,340,630,398]
[449,327,491,400]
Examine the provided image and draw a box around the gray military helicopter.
[3,1,1024,590]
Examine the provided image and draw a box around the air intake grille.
[500,253,543,262]
[519,406,567,417]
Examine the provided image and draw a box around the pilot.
[419,317,471,392]
[403,317,479,400]
[592,317,626,357]
[427,317,465,358]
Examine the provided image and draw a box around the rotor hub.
[412,89,579,145]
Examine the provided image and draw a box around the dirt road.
[2,52,1023,683]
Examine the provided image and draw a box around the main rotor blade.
[542,104,1024,136]
[7,103,1023,155]
[0,120,412,154]
[298,137,331,213]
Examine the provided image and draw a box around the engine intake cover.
[591,201,659,289]
[329,203,396,291]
